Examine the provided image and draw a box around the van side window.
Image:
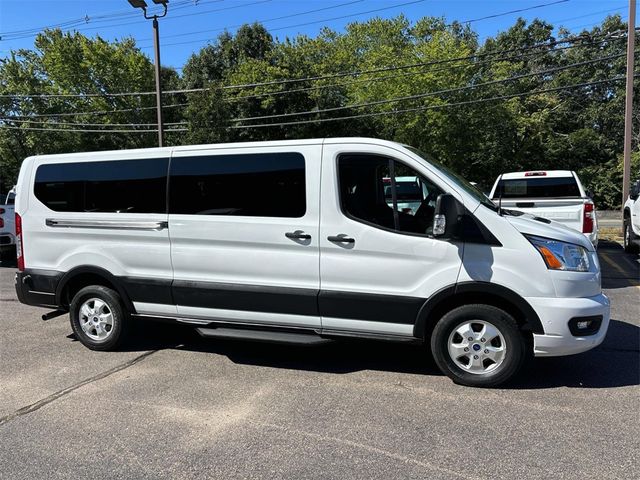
[169,152,306,217]
[34,159,168,213]
[338,154,443,235]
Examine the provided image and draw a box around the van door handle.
[327,235,355,244]
[285,230,311,240]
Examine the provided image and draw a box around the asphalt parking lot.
[0,243,638,480]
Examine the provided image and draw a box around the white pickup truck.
[623,179,640,253]
[489,171,597,247]
[0,187,16,257]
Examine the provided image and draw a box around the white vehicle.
[0,187,16,256]
[383,176,433,215]
[489,171,598,247]
[14,138,609,387]
[623,179,640,253]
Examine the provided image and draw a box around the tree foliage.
[1,15,638,207]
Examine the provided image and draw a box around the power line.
[548,5,626,25]
[0,125,187,133]
[224,37,626,103]
[0,30,629,124]
[0,28,628,100]
[139,0,429,49]
[4,103,189,118]
[216,29,631,90]
[139,0,573,50]
[231,52,631,123]
[457,0,569,24]
[0,0,227,41]
[0,31,628,123]
[5,75,635,134]
[0,118,187,127]
[230,75,638,129]
[0,40,619,122]
[135,0,364,44]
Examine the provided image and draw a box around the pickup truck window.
[494,177,581,198]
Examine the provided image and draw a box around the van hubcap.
[447,320,506,375]
[79,298,114,341]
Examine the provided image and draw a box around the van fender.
[414,281,544,339]
[55,265,134,312]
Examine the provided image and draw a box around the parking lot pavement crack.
[0,350,158,428]
[252,421,484,480]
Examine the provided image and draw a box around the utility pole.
[622,0,636,213]
[152,15,164,148]
[128,0,168,148]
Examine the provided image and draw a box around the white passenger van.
[14,138,610,387]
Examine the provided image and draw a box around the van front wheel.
[431,304,526,387]
[69,285,129,351]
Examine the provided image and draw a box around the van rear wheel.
[431,304,526,387]
[69,285,129,351]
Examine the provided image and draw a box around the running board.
[196,327,331,345]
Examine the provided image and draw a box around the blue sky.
[0,0,634,70]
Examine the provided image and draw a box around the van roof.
[23,137,406,161]
[499,170,575,180]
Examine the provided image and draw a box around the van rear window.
[493,177,581,199]
[34,158,168,213]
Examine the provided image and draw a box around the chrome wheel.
[447,320,506,375]
[79,298,114,341]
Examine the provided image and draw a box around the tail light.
[0,208,4,228]
[16,213,24,271]
[582,202,594,234]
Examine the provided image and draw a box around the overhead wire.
[230,75,639,129]
[0,29,629,100]
[139,0,429,49]
[0,0,226,40]
[2,74,633,133]
[231,51,633,123]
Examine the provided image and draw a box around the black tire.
[69,285,129,351]
[431,304,527,387]
[623,217,639,254]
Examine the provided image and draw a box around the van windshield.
[405,146,497,211]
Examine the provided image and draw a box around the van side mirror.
[631,180,640,200]
[433,193,463,238]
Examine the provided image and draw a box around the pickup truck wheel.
[431,304,526,387]
[623,219,639,253]
[69,285,129,351]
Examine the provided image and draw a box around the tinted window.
[169,152,306,217]
[494,177,581,199]
[34,158,168,213]
[339,155,443,235]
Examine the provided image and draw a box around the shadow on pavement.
[103,316,639,390]
[598,240,639,289]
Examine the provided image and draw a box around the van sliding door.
[167,145,322,328]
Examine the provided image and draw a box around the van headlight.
[525,235,590,272]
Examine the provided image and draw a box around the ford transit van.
[13,138,610,387]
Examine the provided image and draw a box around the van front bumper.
[527,293,610,357]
